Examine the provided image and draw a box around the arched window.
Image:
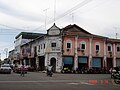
[107,43,112,52]
[95,42,100,51]
[116,44,120,52]
[80,41,86,50]
[66,40,72,49]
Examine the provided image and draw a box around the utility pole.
[54,0,56,23]
[43,8,49,29]
[116,33,118,39]
[114,27,119,39]
[70,13,74,24]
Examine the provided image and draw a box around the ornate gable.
[47,23,61,36]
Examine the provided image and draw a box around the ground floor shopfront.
[14,55,120,73]
[63,56,103,69]
[62,56,120,73]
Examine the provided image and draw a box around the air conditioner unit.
[109,51,112,54]
[67,48,70,51]
[96,50,99,53]
[109,51,112,57]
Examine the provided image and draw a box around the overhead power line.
[0,24,26,31]
[0,0,93,32]
[33,0,93,31]
[52,0,92,22]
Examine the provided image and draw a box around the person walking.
[20,65,25,77]
[47,65,53,76]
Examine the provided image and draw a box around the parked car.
[13,65,28,73]
[0,64,12,74]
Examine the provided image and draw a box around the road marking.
[67,83,79,85]
[0,79,117,86]
[88,80,97,84]
[67,82,94,85]
[0,80,84,83]
[80,82,94,85]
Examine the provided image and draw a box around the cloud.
[0,2,45,22]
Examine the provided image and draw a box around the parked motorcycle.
[114,71,120,84]
[46,70,53,77]
[46,65,53,77]
[110,67,120,79]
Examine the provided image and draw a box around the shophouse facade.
[45,24,62,72]
[14,32,43,64]
[11,24,120,73]
[19,24,62,72]
[62,24,120,72]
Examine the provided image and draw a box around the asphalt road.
[0,72,120,90]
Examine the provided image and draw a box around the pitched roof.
[62,24,91,34]
[62,24,108,39]
[107,38,120,43]
[15,32,44,39]
[92,34,107,39]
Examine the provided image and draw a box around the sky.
[0,0,120,60]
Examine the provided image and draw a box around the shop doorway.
[107,58,113,70]
[50,57,56,72]
[39,56,45,71]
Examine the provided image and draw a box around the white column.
[45,38,49,68]
[56,53,62,72]
[36,56,39,69]
[104,40,107,68]
[23,59,26,65]
[45,53,48,67]
[89,38,92,68]
[74,36,78,70]
[113,44,116,67]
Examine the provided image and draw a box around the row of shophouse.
[8,23,120,72]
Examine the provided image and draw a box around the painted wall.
[92,39,104,57]
[77,38,89,56]
[63,36,75,56]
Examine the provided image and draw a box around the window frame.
[67,42,71,49]
[51,42,56,48]
[95,42,100,51]
[80,41,86,50]
[66,40,72,49]
[117,45,120,52]
[44,43,45,49]
[107,44,112,52]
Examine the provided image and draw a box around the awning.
[92,58,101,67]
[78,57,87,63]
[63,57,73,65]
